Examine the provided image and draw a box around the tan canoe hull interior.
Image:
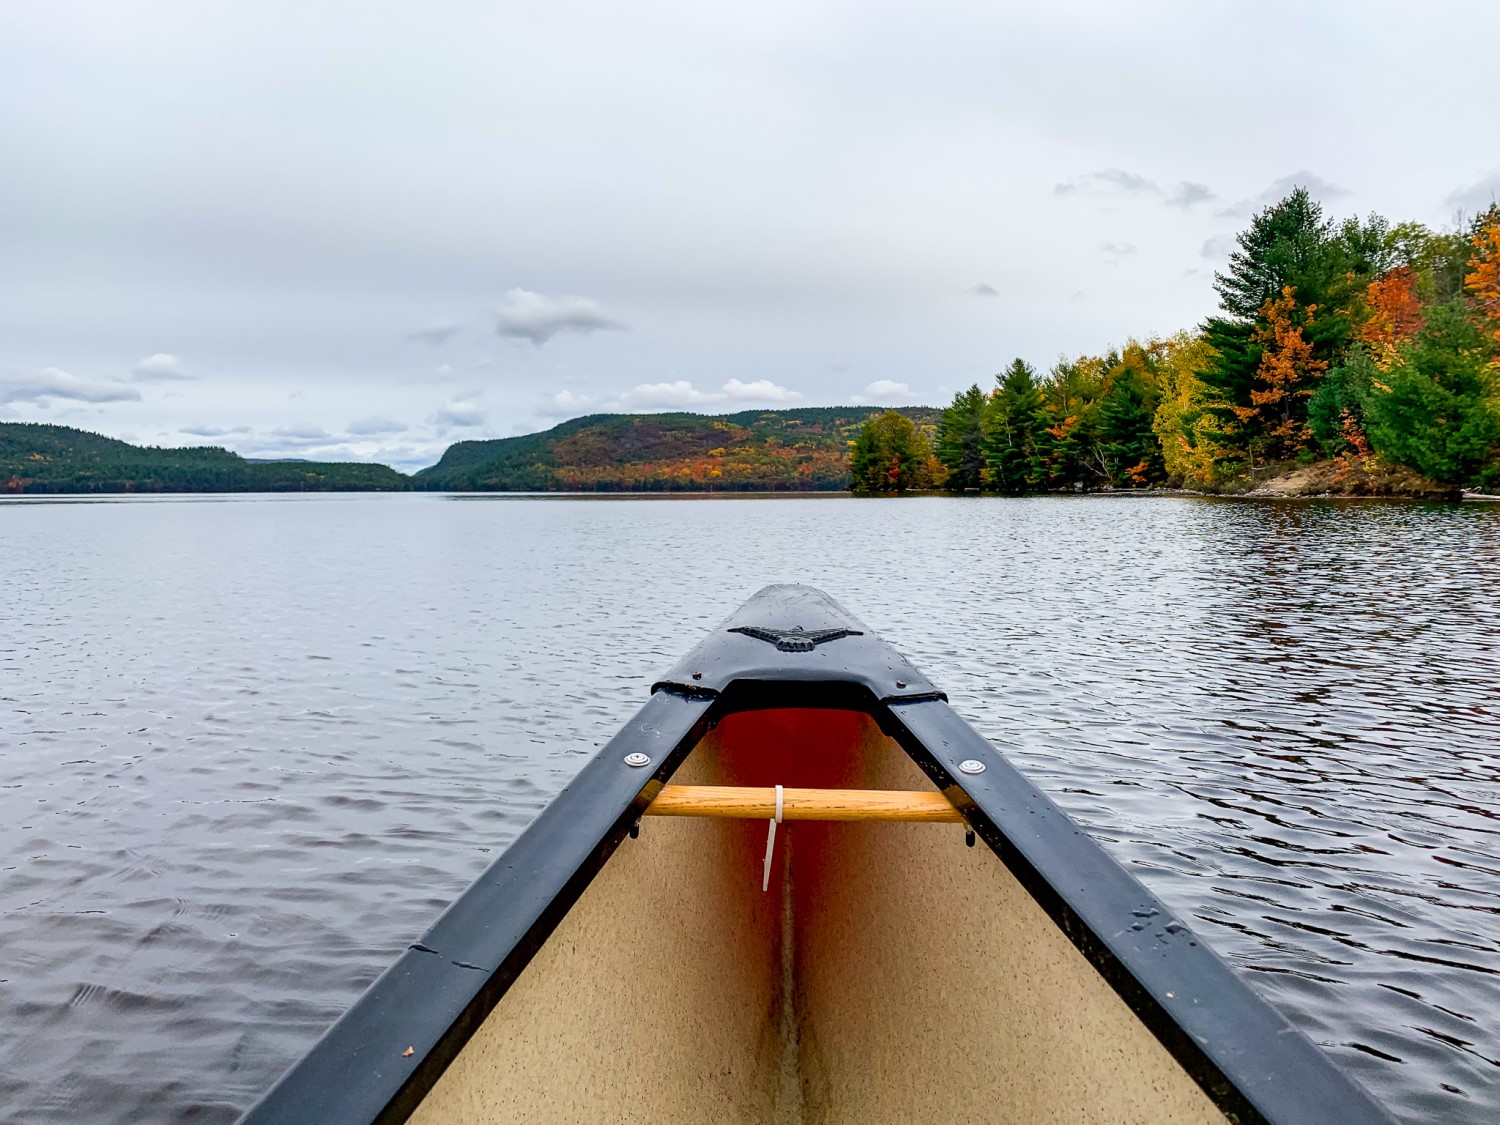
[241,585,1394,1125]
[408,708,1224,1125]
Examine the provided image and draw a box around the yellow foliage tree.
[1151,331,1228,484]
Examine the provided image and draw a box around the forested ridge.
[415,407,938,491]
[853,191,1500,497]
[0,424,408,493]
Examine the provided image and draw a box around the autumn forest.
[854,190,1500,497]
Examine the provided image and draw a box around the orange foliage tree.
[1467,220,1500,351]
[1232,287,1328,462]
[1356,266,1424,367]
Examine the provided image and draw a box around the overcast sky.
[3,1,1497,470]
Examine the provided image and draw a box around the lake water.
[1,493,1497,1123]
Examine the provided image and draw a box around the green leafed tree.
[935,384,988,490]
[1152,332,1229,485]
[850,411,932,493]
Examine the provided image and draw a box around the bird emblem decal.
[728,624,863,653]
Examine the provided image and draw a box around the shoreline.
[5,486,1496,502]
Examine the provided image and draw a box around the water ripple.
[1,493,1497,1122]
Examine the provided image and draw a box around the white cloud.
[1056,171,1218,212]
[1217,170,1351,218]
[1267,170,1351,201]
[180,424,250,437]
[538,377,800,419]
[620,380,723,408]
[495,288,626,345]
[0,367,142,407]
[1446,172,1500,215]
[346,416,408,436]
[968,283,999,297]
[432,399,486,427]
[1165,181,1215,209]
[131,353,193,381]
[1054,168,1158,197]
[406,319,463,345]
[539,389,599,417]
[1200,236,1232,260]
[268,425,337,445]
[850,379,913,405]
[722,378,802,403]
[1101,241,1137,257]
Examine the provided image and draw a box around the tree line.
[852,191,1500,494]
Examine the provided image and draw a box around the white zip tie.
[762,783,783,892]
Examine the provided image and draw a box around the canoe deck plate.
[728,624,864,652]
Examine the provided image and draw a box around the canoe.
[241,585,1394,1124]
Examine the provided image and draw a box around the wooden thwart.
[644,785,963,823]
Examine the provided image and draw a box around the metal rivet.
[692,671,702,680]
[895,680,907,688]
[624,752,651,768]
[958,759,985,775]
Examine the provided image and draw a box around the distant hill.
[0,423,408,494]
[1,407,942,495]
[416,407,939,492]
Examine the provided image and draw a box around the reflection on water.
[1,493,1496,1122]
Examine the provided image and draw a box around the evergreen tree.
[1097,355,1164,486]
[1034,355,1105,488]
[851,411,931,492]
[983,360,1045,493]
[1364,300,1500,487]
[1307,345,1377,456]
[935,384,988,490]
[1202,188,1371,462]
[1213,187,1334,320]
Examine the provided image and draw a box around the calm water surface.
[1,493,1497,1123]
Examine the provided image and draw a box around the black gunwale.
[239,585,1396,1125]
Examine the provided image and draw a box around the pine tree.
[1097,352,1164,486]
[1364,300,1500,487]
[983,360,1045,493]
[1202,188,1371,459]
[935,384,988,490]
[1307,345,1377,456]
[1213,187,1333,320]
[1035,355,1106,488]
